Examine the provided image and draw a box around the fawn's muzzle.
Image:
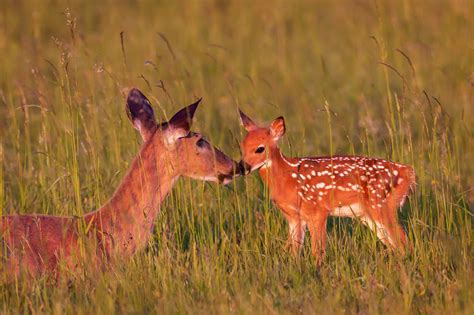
[238,160,252,175]
[235,161,246,176]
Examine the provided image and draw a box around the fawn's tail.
[391,165,416,209]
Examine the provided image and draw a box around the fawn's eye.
[255,146,265,154]
[196,138,206,148]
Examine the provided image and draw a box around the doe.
[0,88,241,280]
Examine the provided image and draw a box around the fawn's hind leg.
[378,168,415,252]
[362,202,407,253]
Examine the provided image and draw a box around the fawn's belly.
[330,203,364,218]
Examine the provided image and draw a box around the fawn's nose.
[238,160,251,175]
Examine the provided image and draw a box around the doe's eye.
[196,138,206,148]
[255,146,265,154]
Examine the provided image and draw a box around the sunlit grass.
[0,1,472,313]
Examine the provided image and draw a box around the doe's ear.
[126,88,157,141]
[239,109,258,131]
[270,116,285,140]
[165,98,201,142]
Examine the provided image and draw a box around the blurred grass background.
[0,0,472,313]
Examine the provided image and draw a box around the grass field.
[0,0,472,313]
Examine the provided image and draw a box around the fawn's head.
[238,110,286,174]
[126,88,241,184]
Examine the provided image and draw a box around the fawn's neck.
[85,138,178,256]
[258,146,292,186]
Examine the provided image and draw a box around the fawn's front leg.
[285,214,306,256]
[306,211,328,266]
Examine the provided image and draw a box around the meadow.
[0,0,472,313]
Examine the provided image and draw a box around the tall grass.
[0,0,472,313]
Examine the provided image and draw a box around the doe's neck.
[86,138,180,255]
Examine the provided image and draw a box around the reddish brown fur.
[238,111,415,264]
[0,89,240,281]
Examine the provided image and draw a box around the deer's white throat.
[252,159,272,171]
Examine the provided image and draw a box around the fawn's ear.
[165,98,201,142]
[126,88,157,141]
[239,109,258,131]
[270,116,285,140]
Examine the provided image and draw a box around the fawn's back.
[286,155,416,215]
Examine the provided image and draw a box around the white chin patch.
[251,160,271,171]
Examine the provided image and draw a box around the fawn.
[0,88,242,280]
[238,110,415,263]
